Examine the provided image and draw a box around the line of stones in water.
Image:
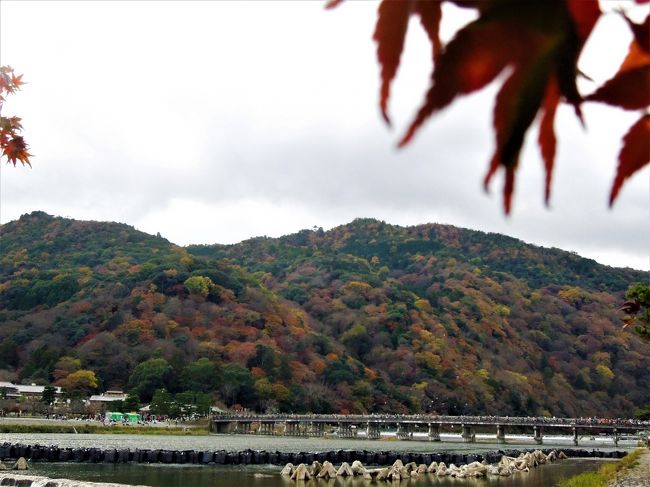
[0,442,627,468]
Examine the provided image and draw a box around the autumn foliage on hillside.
[1,212,648,417]
[328,0,650,212]
[0,66,31,167]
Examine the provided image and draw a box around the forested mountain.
[1,212,648,417]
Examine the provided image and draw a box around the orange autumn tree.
[0,66,31,166]
[328,0,649,213]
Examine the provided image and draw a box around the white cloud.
[1,1,648,271]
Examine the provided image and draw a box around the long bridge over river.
[212,414,649,446]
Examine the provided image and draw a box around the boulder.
[12,457,29,471]
[498,465,512,476]
[316,461,338,479]
[375,467,391,481]
[308,461,322,477]
[336,462,354,477]
[463,461,487,477]
[280,462,294,476]
[351,460,366,475]
[558,451,568,459]
[389,467,402,481]
[427,461,438,473]
[416,464,427,474]
[0,461,7,470]
[291,463,311,481]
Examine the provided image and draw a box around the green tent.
[105,412,140,423]
[124,412,140,423]
[105,412,124,422]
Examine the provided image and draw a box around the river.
[24,459,608,487]
[2,433,629,487]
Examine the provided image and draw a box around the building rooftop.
[89,393,128,402]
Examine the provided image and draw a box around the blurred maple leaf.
[586,13,650,206]
[0,65,31,167]
[329,0,649,213]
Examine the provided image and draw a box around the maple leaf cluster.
[0,65,31,167]
[328,0,649,213]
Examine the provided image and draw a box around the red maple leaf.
[329,0,649,212]
[609,115,650,206]
[2,134,31,167]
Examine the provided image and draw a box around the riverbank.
[608,448,650,487]
[556,448,649,487]
[0,417,209,435]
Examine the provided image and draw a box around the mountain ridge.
[1,211,648,417]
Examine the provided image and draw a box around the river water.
[1,433,629,487]
[24,459,607,487]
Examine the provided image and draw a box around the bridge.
[212,414,649,446]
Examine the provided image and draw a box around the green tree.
[150,388,173,416]
[635,404,650,421]
[122,393,140,412]
[128,358,173,402]
[621,283,650,342]
[247,344,278,379]
[40,385,56,406]
[219,364,256,408]
[174,391,211,416]
[180,358,220,393]
[341,324,371,359]
[184,276,214,297]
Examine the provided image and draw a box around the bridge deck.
[212,414,647,432]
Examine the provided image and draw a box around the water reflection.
[28,460,606,487]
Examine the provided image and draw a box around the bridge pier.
[338,422,356,439]
[214,421,234,434]
[533,426,543,444]
[572,426,579,446]
[285,421,302,436]
[496,424,506,443]
[428,423,441,442]
[396,422,413,440]
[237,422,251,434]
[310,422,325,437]
[259,421,274,435]
[366,422,381,440]
[461,424,475,443]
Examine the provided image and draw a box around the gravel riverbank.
[608,448,650,487]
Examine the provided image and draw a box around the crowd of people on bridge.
[217,413,649,428]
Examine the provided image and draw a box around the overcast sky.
[1,1,648,271]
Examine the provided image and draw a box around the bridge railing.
[212,413,649,429]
